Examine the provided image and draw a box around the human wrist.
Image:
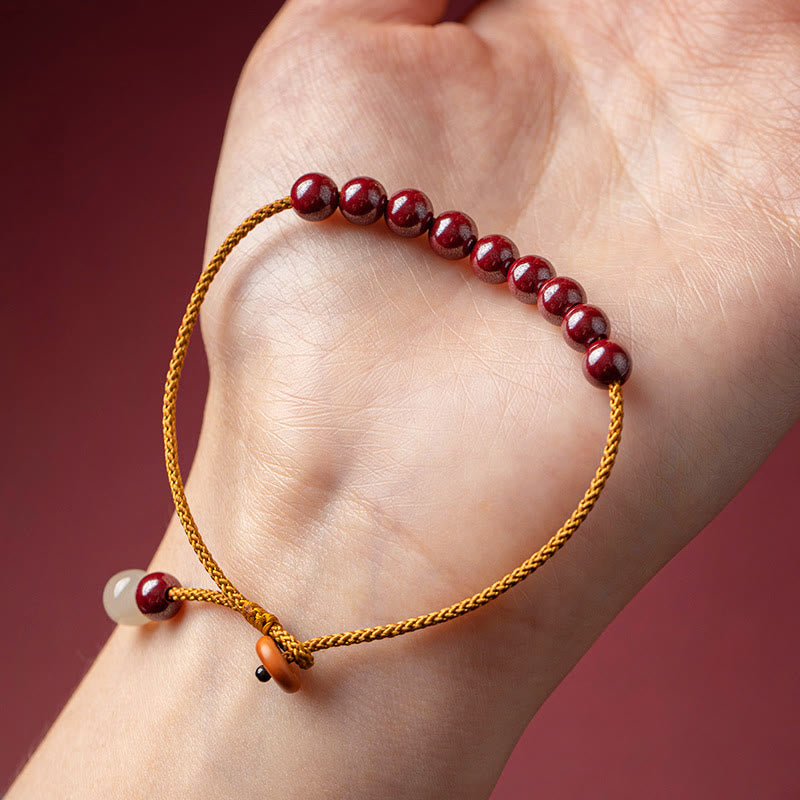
[10,504,540,800]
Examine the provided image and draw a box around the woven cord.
[161,196,311,665]
[163,196,624,669]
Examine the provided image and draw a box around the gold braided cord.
[163,196,624,669]
[162,196,314,668]
[168,587,231,606]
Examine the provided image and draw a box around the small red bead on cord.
[508,255,555,302]
[470,235,520,284]
[340,176,387,225]
[290,172,339,221]
[583,339,632,387]
[429,211,479,260]
[537,276,587,325]
[385,189,434,237]
[562,304,610,351]
[135,572,183,621]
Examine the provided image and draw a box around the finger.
[461,0,544,41]
[280,0,450,25]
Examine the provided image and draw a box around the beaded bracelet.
[103,173,630,693]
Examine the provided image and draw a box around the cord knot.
[241,601,314,669]
[241,601,277,635]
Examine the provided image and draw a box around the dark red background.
[3,2,798,796]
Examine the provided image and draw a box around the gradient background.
[2,2,798,796]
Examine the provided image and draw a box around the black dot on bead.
[255,665,271,683]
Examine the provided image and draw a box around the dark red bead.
[385,189,434,238]
[537,276,586,325]
[339,176,387,225]
[135,572,182,621]
[562,304,610,351]
[290,173,339,221]
[470,235,519,284]
[583,340,632,387]
[507,256,556,304]
[429,211,478,261]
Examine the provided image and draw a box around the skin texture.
[9,0,800,798]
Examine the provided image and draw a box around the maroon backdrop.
[3,2,798,796]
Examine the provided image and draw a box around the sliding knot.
[241,601,277,635]
[240,602,314,669]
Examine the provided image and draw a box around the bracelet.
[103,173,630,693]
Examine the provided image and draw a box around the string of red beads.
[291,172,632,387]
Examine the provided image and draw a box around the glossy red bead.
[470,235,519,284]
[583,340,632,387]
[291,173,339,221]
[135,572,183,621]
[561,304,610,351]
[339,176,387,225]
[385,189,434,238]
[507,256,556,304]
[537,276,586,325]
[429,211,478,260]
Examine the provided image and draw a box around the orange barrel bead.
[256,635,302,693]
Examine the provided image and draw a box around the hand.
[10,2,800,798]
[202,0,800,702]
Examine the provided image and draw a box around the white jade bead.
[103,569,149,625]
